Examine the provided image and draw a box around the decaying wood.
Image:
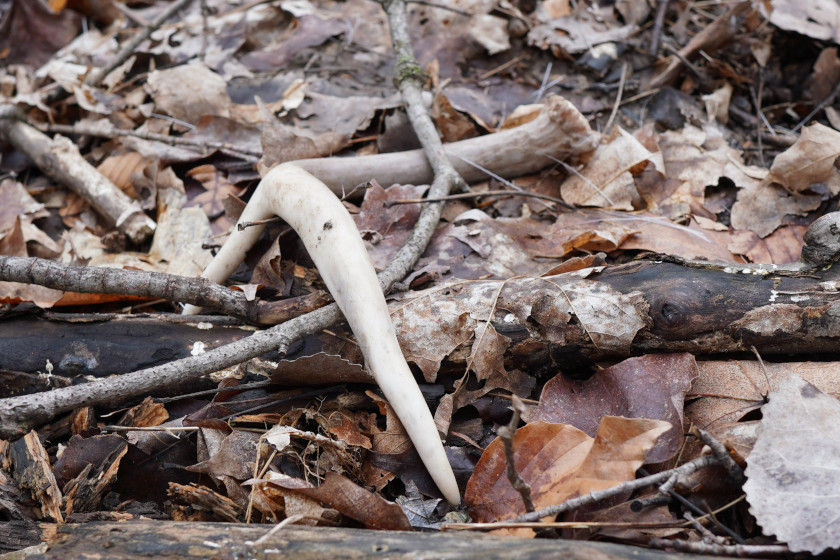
[2,254,840,438]
[0,521,43,554]
[27,520,729,560]
[2,212,840,440]
[5,432,64,523]
[0,314,251,380]
[293,95,598,196]
[3,257,840,380]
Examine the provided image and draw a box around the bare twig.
[0,302,343,440]
[445,520,688,531]
[643,468,746,544]
[603,62,629,133]
[502,454,722,524]
[497,396,535,513]
[0,114,156,244]
[649,1,751,89]
[406,0,471,16]
[85,0,196,87]
[374,0,469,293]
[39,122,261,159]
[649,0,669,55]
[690,426,745,484]
[385,189,574,209]
[0,256,330,325]
[792,78,840,133]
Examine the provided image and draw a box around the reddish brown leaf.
[532,354,695,462]
[465,417,670,524]
[0,0,79,67]
[264,471,412,531]
[354,182,427,271]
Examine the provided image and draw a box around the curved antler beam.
[183,163,461,504]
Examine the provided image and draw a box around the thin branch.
[375,0,468,290]
[792,78,840,133]
[85,0,196,87]
[649,0,669,55]
[603,62,628,133]
[39,122,261,159]
[497,396,535,513]
[385,189,575,209]
[0,256,330,325]
[0,302,343,440]
[691,426,745,484]
[502,454,721,523]
[0,113,156,244]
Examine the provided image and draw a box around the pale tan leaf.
[559,282,647,353]
[744,374,840,554]
[561,128,654,209]
[767,123,840,193]
[146,62,232,124]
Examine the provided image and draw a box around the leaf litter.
[1,0,840,555]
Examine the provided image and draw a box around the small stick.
[85,0,196,87]
[690,426,745,484]
[649,0,669,55]
[385,189,574,209]
[39,121,261,159]
[603,62,629,133]
[0,114,156,244]
[792,78,840,133]
[497,396,535,513]
[0,255,329,325]
[503,453,721,523]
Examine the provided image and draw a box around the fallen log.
[1,213,839,439]
[25,520,730,560]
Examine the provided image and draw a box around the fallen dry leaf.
[555,280,647,353]
[744,374,840,554]
[146,62,232,124]
[727,226,807,264]
[686,360,840,437]
[262,471,412,531]
[465,417,671,525]
[766,123,840,193]
[354,182,427,270]
[531,354,695,463]
[761,0,840,43]
[561,128,655,210]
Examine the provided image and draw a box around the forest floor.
[0,0,839,557]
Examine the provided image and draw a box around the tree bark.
[2,256,840,381]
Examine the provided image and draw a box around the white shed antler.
[182,96,597,505]
[183,163,461,503]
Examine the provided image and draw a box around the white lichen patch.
[191,341,206,356]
